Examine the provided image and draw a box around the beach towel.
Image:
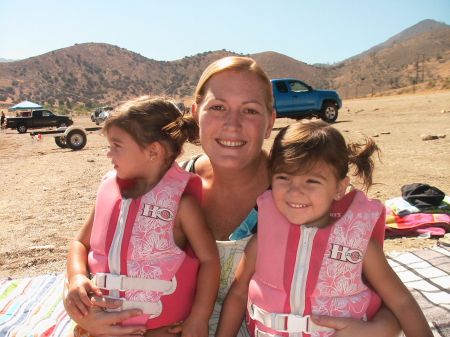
[0,273,74,336]
[387,245,450,337]
[1,246,449,336]
[385,204,450,237]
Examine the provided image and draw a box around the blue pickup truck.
[271,78,342,123]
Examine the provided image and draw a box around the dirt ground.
[1,90,449,279]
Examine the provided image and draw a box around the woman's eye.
[244,108,259,115]
[209,105,225,111]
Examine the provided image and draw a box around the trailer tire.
[17,124,27,133]
[66,129,87,150]
[54,136,68,148]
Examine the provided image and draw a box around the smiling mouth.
[287,202,309,209]
[216,139,246,148]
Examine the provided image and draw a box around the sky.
[0,0,449,65]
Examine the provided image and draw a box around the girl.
[217,119,432,337]
[65,96,220,337]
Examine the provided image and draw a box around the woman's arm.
[311,304,401,337]
[216,235,257,337]
[177,194,221,337]
[363,239,432,337]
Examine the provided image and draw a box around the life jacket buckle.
[94,273,125,291]
[270,313,310,333]
[286,314,310,333]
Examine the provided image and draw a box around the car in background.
[5,109,73,133]
[271,78,342,123]
[90,106,113,125]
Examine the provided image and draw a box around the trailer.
[30,125,102,150]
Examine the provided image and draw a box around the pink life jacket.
[247,190,384,337]
[88,163,202,329]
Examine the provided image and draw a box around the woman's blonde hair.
[104,96,199,163]
[194,56,274,113]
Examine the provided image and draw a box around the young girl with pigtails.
[217,119,432,337]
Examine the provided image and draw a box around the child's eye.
[275,174,290,181]
[306,178,321,184]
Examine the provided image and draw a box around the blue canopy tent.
[9,100,42,110]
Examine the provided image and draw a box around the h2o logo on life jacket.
[142,204,174,221]
[329,244,363,264]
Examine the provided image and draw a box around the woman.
[64,56,400,337]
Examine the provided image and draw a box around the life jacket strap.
[103,295,163,316]
[248,303,334,334]
[92,273,177,294]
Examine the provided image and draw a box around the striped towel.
[387,245,450,337]
[0,273,74,337]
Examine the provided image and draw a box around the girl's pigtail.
[347,137,380,190]
[180,114,200,145]
[162,114,200,146]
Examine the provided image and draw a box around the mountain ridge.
[0,19,449,112]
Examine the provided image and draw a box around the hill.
[330,19,450,97]
[0,19,449,112]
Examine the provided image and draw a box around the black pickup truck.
[5,109,73,133]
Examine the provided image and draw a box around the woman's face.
[193,70,275,170]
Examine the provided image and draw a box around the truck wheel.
[54,136,68,148]
[66,129,87,150]
[17,124,27,133]
[320,103,338,123]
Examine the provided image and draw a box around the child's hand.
[169,316,208,337]
[66,274,103,319]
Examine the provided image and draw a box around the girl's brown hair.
[194,56,274,113]
[104,96,199,163]
[269,120,380,190]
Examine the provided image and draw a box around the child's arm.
[216,235,257,337]
[177,194,221,337]
[65,208,103,319]
[363,239,433,337]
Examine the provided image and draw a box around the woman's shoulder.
[180,154,204,173]
[180,154,213,180]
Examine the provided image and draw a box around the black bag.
[401,183,445,209]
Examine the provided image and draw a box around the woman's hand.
[166,316,209,337]
[73,302,146,337]
[311,306,401,337]
[64,283,146,336]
